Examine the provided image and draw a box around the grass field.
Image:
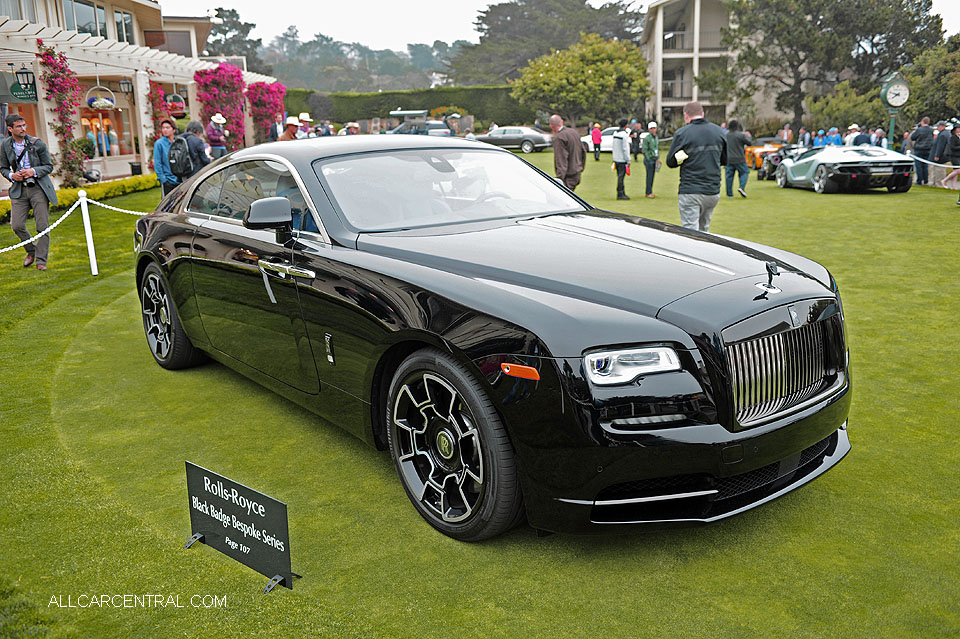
[1,155,958,638]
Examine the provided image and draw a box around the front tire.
[776,165,789,188]
[386,348,523,541]
[520,140,535,154]
[888,179,912,193]
[139,262,204,369]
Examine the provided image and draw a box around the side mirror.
[243,197,293,230]
[243,197,294,243]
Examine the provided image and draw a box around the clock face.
[886,82,910,107]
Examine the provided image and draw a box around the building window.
[114,10,134,44]
[143,30,192,57]
[62,0,107,37]
[0,0,36,22]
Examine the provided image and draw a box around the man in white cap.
[206,113,229,158]
[641,121,660,198]
[844,124,860,146]
[279,115,301,141]
[297,113,313,138]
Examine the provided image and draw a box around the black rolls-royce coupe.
[135,136,851,541]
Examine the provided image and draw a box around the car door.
[190,159,320,394]
[483,129,507,147]
[500,128,523,148]
[789,148,825,184]
[601,127,617,152]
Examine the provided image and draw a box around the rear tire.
[887,180,912,193]
[386,348,524,541]
[812,165,838,193]
[521,140,535,154]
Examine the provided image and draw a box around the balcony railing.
[662,80,693,100]
[663,31,691,51]
[700,30,727,51]
[663,30,727,52]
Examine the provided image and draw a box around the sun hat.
[211,113,226,124]
[346,121,360,128]
[284,115,301,127]
[818,129,825,135]
[299,112,313,123]
[848,123,860,130]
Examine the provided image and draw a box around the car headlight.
[584,346,681,385]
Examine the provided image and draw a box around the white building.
[0,0,274,182]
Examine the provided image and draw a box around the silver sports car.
[776,145,915,194]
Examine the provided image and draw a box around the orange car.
[744,136,783,170]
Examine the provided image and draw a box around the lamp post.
[119,78,134,95]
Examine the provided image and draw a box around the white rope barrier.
[2,189,151,275]
[0,199,82,254]
[907,154,956,169]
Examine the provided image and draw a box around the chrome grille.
[727,321,828,426]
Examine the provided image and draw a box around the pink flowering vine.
[194,63,246,151]
[148,78,173,145]
[246,81,286,144]
[36,39,83,187]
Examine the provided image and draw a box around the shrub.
[0,174,159,224]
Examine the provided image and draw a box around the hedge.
[332,85,535,124]
[0,174,159,224]
[285,88,314,120]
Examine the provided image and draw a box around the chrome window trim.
[181,153,332,244]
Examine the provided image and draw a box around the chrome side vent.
[727,321,828,427]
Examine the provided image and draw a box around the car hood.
[356,211,825,319]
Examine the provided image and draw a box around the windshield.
[314,148,586,231]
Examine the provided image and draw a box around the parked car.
[745,136,783,171]
[580,126,618,153]
[758,144,806,180]
[386,120,453,136]
[776,145,914,193]
[135,136,851,541]
[474,126,551,153]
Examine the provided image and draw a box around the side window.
[217,160,316,231]
[504,128,522,135]
[187,169,226,216]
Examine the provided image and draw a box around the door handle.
[258,260,315,280]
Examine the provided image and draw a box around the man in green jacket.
[642,121,659,199]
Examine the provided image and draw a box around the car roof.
[231,134,495,164]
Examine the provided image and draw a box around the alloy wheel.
[392,371,485,523]
[141,272,172,361]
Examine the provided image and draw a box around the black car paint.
[136,136,850,534]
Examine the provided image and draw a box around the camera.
[24,177,37,188]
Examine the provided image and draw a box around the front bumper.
[478,353,851,534]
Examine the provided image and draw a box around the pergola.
[0,16,276,169]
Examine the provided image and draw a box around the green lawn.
[1,157,958,638]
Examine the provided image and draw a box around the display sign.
[10,82,37,102]
[185,462,293,591]
[0,73,38,104]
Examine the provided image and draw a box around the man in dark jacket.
[725,119,751,198]
[181,121,211,179]
[1,113,58,270]
[665,102,727,232]
[549,114,586,191]
[910,117,934,185]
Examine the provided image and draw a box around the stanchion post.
[77,189,99,276]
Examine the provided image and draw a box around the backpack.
[168,135,193,178]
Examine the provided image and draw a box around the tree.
[843,0,942,92]
[204,8,272,76]
[702,0,851,134]
[899,34,960,127]
[807,81,886,131]
[449,0,643,85]
[511,33,649,126]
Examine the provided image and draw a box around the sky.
[158,0,960,54]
